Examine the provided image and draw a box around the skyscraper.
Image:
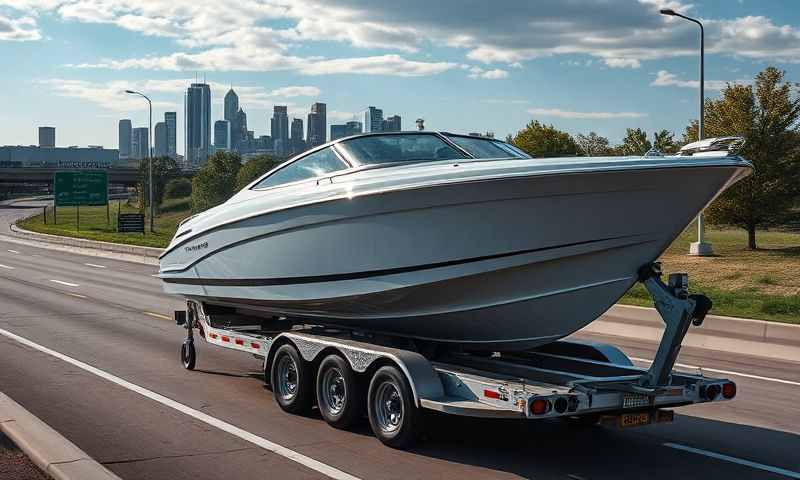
[185,82,212,167]
[235,108,248,152]
[290,118,305,155]
[132,127,149,159]
[224,88,239,151]
[38,127,55,148]
[270,106,289,157]
[330,121,362,140]
[118,119,132,159]
[306,102,326,148]
[164,112,177,159]
[214,120,231,151]
[363,106,383,133]
[154,122,168,157]
[383,115,402,132]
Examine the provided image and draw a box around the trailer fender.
[278,332,444,406]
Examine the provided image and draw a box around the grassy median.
[18,197,192,248]
[18,201,800,323]
[621,227,800,324]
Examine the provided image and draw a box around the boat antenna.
[415,118,425,131]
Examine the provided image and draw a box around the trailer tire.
[316,355,362,430]
[271,344,313,414]
[181,341,196,370]
[367,365,421,449]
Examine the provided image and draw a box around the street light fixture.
[125,89,154,233]
[660,8,713,256]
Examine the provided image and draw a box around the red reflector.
[209,333,218,339]
[722,382,736,399]
[483,389,501,399]
[250,342,260,349]
[221,336,230,342]
[530,398,550,415]
[235,338,244,346]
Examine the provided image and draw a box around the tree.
[653,129,677,154]
[235,155,281,191]
[575,132,612,156]
[620,128,652,156]
[138,155,181,212]
[191,151,242,213]
[511,120,578,157]
[685,66,800,249]
[164,177,192,199]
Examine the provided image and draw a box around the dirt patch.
[0,431,48,480]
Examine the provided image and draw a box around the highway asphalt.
[0,201,799,479]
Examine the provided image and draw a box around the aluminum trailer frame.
[173,263,737,446]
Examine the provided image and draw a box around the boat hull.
[161,163,748,350]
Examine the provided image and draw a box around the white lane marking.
[84,263,106,269]
[143,311,171,321]
[151,274,160,277]
[630,357,800,387]
[0,264,14,270]
[49,279,80,288]
[66,293,87,299]
[0,327,361,480]
[7,249,19,254]
[664,443,800,479]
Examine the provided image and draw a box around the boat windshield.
[337,133,465,166]
[444,134,530,159]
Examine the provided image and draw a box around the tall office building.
[214,120,231,151]
[164,112,177,159]
[224,88,239,151]
[235,108,248,152]
[383,115,402,132]
[154,122,168,157]
[306,102,326,149]
[363,107,383,133]
[132,127,149,159]
[118,120,132,159]
[330,121,363,140]
[38,127,55,148]
[185,82,212,167]
[270,106,289,157]
[290,118,305,155]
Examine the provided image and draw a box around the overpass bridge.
[1,167,143,186]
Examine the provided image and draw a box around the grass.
[18,196,192,248]
[620,226,800,324]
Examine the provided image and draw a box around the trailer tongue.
[173,263,736,449]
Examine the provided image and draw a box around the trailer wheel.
[181,341,196,370]
[271,344,313,414]
[367,365,421,449]
[316,355,362,430]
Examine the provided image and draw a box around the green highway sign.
[54,170,108,206]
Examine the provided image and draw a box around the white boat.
[159,132,751,351]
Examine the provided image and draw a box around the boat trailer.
[173,262,735,448]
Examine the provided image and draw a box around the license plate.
[620,412,651,428]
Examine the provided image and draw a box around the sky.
[1,0,799,154]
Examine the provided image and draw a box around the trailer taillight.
[722,382,736,399]
[530,398,550,415]
[703,384,721,400]
[553,397,568,414]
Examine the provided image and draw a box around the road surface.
[0,201,798,479]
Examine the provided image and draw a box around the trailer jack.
[637,263,711,388]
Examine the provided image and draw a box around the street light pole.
[660,8,713,256]
[125,90,154,233]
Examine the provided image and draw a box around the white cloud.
[38,79,178,111]
[6,0,800,75]
[468,67,508,79]
[268,86,320,97]
[528,108,647,120]
[0,14,41,41]
[650,70,749,90]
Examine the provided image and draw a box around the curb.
[585,304,800,363]
[5,223,162,266]
[0,393,120,480]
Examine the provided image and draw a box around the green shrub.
[165,178,192,199]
